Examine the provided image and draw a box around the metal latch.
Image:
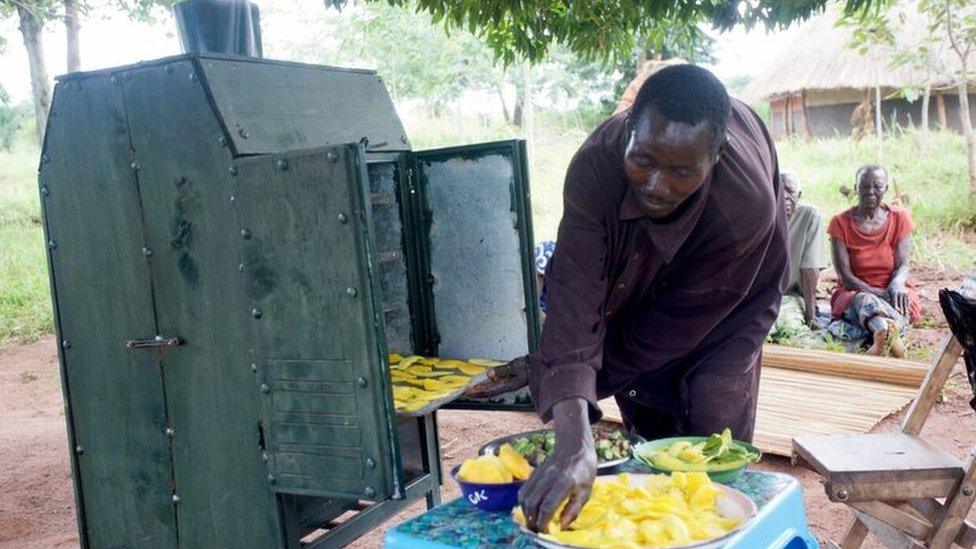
[125,335,182,349]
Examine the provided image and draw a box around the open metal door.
[412,140,540,410]
[235,144,404,500]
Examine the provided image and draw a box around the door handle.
[125,336,182,349]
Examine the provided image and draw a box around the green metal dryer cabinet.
[39,53,540,548]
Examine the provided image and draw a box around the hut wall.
[773,90,976,139]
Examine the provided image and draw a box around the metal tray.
[516,474,757,549]
[478,428,645,471]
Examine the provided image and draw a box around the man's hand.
[462,356,529,399]
[888,282,909,316]
[519,397,597,532]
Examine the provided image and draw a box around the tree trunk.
[937,92,948,129]
[65,0,82,72]
[512,72,524,127]
[17,5,51,145]
[496,84,510,123]
[921,81,931,139]
[635,36,647,73]
[956,76,976,206]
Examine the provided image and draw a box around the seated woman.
[828,165,919,357]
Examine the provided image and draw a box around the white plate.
[516,474,757,549]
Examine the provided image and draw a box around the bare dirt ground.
[1,267,973,548]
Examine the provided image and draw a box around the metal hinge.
[124,335,182,349]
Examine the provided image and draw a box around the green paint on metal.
[198,58,410,156]
[121,59,283,547]
[234,145,402,500]
[41,74,179,548]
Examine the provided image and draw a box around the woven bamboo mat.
[598,366,919,457]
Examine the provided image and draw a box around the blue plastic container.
[451,465,524,512]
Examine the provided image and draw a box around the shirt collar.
[618,171,714,263]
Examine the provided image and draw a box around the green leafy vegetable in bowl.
[509,427,632,465]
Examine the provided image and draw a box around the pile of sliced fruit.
[457,443,534,483]
[388,354,503,413]
[514,472,741,547]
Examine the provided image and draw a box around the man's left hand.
[887,283,909,316]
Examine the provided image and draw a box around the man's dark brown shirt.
[529,99,789,422]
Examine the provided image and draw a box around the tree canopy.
[325,0,884,64]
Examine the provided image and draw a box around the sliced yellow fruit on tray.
[456,363,486,376]
[388,353,404,364]
[406,365,434,376]
[420,357,441,365]
[421,379,452,392]
[439,374,471,384]
[434,359,466,370]
[399,355,423,367]
[468,358,504,367]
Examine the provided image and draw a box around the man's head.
[782,173,801,219]
[855,165,888,210]
[623,64,731,220]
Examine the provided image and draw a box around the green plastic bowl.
[633,436,762,484]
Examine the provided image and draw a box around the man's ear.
[712,139,727,165]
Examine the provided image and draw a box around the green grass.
[1,117,973,348]
[0,144,50,347]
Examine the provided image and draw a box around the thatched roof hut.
[742,4,975,139]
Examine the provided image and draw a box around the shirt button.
[616,283,627,290]
[628,390,637,397]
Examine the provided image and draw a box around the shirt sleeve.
[528,150,610,423]
[799,207,825,270]
[894,207,916,241]
[826,213,846,243]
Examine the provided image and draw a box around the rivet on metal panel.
[276,159,289,171]
[189,72,196,82]
[260,384,270,395]
[165,428,175,438]
[835,489,849,501]
[337,213,348,225]
[40,185,49,196]
[238,263,245,273]
[963,485,974,497]
[141,245,152,257]
[250,363,257,372]
[357,377,368,388]
[218,137,228,148]
[365,487,376,498]
[229,195,236,203]
[326,150,339,163]
[130,161,140,172]
[366,458,376,469]
[240,228,252,239]
[75,445,84,455]
[47,240,57,250]
[267,475,276,485]
[251,307,263,319]
[110,75,119,85]
[346,287,358,297]
[61,339,70,349]
[238,128,250,139]
[261,453,269,463]
[172,494,181,504]
[165,65,173,75]
[229,165,238,176]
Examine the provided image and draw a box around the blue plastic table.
[385,462,819,548]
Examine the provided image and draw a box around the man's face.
[783,181,800,220]
[857,169,888,210]
[623,106,719,220]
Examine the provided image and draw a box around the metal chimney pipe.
[173,0,263,58]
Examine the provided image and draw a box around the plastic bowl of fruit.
[452,443,534,512]
[633,429,761,483]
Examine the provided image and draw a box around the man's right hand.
[462,355,530,399]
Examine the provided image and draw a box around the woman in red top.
[828,165,919,357]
